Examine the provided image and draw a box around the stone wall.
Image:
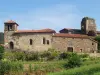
[9,33,53,52]
[52,36,97,53]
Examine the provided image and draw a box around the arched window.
[43,37,46,44]
[30,39,33,45]
[47,40,49,45]
[9,42,14,49]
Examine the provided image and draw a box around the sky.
[0,0,100,32]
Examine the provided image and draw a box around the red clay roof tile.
[4,20,19,26]
[53,33,88,38]
[4,20,16,23]
[14,28,56,33]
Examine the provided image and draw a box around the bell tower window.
[8,25,13,31]
[4,20,19,31]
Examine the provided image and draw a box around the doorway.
[9,42,14,49]
[67,47,73,52]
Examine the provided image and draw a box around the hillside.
[0,32,4,44]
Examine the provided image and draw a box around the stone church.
[4,17,99,53]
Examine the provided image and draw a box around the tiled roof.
[63,28,81,30]
[53,33,88,38]
[4,20,16,23]
[4,20,19,26]
[14,29,56,33]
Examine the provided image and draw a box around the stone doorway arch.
[9,42,14,49]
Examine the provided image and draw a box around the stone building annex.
[4,17,100,53]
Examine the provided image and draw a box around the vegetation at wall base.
[48,63,100,75]
[94,36,100,52]
[0,48,100,75]
[0,46,4,60]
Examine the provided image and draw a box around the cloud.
[0,4,82,32]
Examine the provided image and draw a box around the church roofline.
[4,20,19,26]
[53,33,88,38]
[14,28,56,33]
[53,33,98,43]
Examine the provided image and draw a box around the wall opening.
[67,47,73,52]
[9,42,14,49]
[80,49,83,52]
[8,25,13,31]
[30,39,33,45]
[43,37,46,44]
[47,40,49,45]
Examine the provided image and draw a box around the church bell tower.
[81,17,97,36]
[4,20,19,48]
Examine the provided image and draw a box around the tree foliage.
[94,36,100,52]
[0,46,4,60]
[0,32,4,44]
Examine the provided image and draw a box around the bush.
[64,53,82,68]
[0,46,4,60]
[13,51,26,61]
[59,52,75,60]
[94,36,100,52]
[59,52,69,59]
[3,51,40,61]
[3,51,15,61]
[0,61,23,75]
[47,49,60,61]
[48,63,100,75]
[40,49,60,61]
[79,54,89,58]
[26,52,40,61]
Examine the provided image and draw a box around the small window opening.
[67,47,73,52]
[30,39,33,45]
[47,40,49,45]
[92,43,94,45]
[80,49,82,52]
[43,37,46,44]
[8,25,13,31]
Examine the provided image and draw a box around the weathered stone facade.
[4,17,99,53]
[52,36,97,53]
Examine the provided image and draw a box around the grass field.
[1,49,100,75]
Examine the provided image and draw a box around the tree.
[0,46,4,60]
[94,36,100,52]
[0,32,4,44]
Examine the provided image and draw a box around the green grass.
[93,72,100,75]
[48,63,100,75]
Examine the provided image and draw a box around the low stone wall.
[78,53,100,57]
[88,53,100,57]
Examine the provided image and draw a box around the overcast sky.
[0,0,100,32]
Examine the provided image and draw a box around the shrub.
[64,53,82,68]
[0,46,4,60]
[3,51,15,61]
[47,49,60,61]
[13,51,26,61]
[59,52,68,59]
[0,61,23,75]
[79,54,89,58]
[29,64,33,73]
[26,52,40,61]
[94,36,100,52]
[40,49,60,61]
[59,52,74,60]
[48,63,100,75]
